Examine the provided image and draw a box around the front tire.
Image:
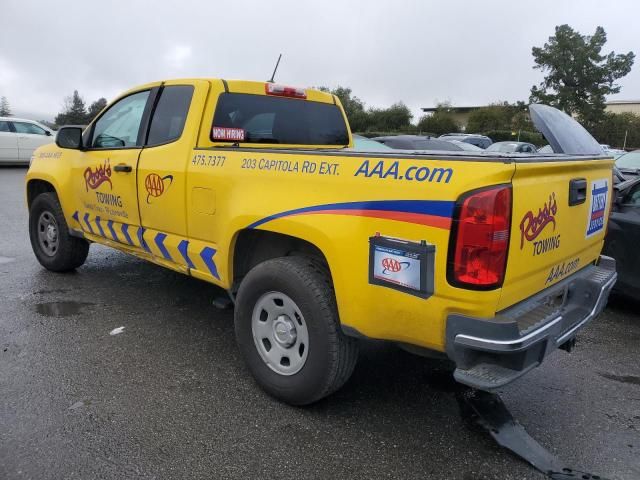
[29,192,89,272]
[234,257,358,405]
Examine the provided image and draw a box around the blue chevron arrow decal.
[95,216,105,238]
[72,211,79,223]
[178,240,195,269]
[138,227,151,253]
[83,213,94,234]
[200,246,220,280]
[107,220,118,242]
[121,223,133,245]
[154,233,172,261]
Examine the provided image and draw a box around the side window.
[13,122,47,135]
[0,121,11,132]
[146,85,194,145]
[91,90,150,148]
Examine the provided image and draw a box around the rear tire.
[29,192,89,272]
[234,256,358,405]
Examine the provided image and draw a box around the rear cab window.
[209,90,349,147]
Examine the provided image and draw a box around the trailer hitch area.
[456,387,608,480]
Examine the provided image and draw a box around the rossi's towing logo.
[586,179,609,238]
[519,193,558,250]
[84,160,112,191]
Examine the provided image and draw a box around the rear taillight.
[447,185,512,289]
[265,83,307,99]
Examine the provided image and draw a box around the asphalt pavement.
[1,167,639,480]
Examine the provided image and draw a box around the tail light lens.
[447,185,512,289]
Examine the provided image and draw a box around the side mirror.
[56,126,84,150]
[45,130,52,136]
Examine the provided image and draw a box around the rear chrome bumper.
[446,255,617,390]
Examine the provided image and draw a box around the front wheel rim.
[37,211,59,257]
[251,291,309,376]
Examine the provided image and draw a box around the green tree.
[511,102,535,132]
[0,96,12,116]
[417,103,460,135]
[87,97,108,122]
[466,102,514,132]
[530,25,635,125]
[318,86,369,132]
[55,90,88,126]
[367,102,413,131]
[589,111,640,149]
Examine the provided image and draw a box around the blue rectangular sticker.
[586,179,609,238]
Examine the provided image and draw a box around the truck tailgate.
[497,158,614,310]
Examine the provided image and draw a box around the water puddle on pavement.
[34,301,93,317]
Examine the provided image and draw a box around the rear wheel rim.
[37,211,59,257]
[251,291,309,376]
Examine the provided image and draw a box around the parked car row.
[372,135,465,151]
[0,117,56,165]
[353,133,539,155]
[438,133,492,149]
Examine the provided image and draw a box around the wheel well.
[27,180,56,208]
[232,229,330,291]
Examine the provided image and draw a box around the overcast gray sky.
[1,0,639,122]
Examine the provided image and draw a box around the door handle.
[569,178,587,206]
[114,164,132,173]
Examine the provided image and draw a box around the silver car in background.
[0,117,55,165]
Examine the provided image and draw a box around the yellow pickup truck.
[25,79,616,405]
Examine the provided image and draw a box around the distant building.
[604,100,640,115]
[421,100,640,131]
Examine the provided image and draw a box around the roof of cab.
[222,80,336,104]
[117,78,336,105]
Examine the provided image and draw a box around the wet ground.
[1,167,639,480]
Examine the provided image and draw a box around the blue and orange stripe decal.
[247,200,455,230]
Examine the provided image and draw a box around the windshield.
[352,136,393,152]
[451,141,483,151]
[411,139,461,150]
[487,142,519,152]
[615,151,640,170]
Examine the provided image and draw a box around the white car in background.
[0,117,56,165]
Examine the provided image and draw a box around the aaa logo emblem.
[145,173,173,203]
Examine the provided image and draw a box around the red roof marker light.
[265,83,307,99]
